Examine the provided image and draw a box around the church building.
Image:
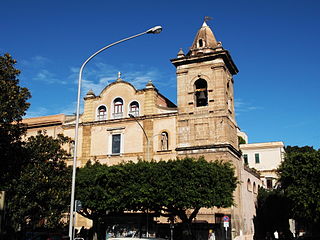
[23,21,260,240]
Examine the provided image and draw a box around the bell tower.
[171,21,240,159]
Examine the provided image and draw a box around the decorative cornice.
[62,112,178,129]
[171,50,238,75]
[25,121,63,129]
[176,143,241,158]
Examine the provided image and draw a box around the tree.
[6,131,72,232]
[0,53,31,187]
[147,157,238,240]
[76,161,133,240]
[253,188,292,240]
[76,157,238,240]
[278,146,320,235]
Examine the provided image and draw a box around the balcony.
[113,112,123,119]
[128,110,139,117]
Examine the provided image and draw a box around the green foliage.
[0,53,31,186]
[76,157,237,240]
[146,157,237,222]
[253,188,292,239]
[0,53,30,124]
[238,136,246,145]
[76,162,128,216]
[285,145,315,154]
[278,146,320,223]
[0,54,70,233]
[25,131,71,163]
[7,131,72,230]
[76,157,237,223]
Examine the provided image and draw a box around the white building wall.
[240,142,285,189]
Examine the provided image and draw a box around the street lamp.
[69,26,162,240]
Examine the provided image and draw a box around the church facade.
[23,22,260,240]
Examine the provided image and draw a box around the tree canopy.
[76,157,238,240]
[253,188,292,240]
[146,157,237,223]
[278,146,320,224]
[0,53,31,186]
[1,53,72,237]
[6,131,72,232]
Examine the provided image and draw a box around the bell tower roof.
[171,20,238,76]
[189,21,219,55]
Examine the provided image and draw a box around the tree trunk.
[181,220,193,240]
[178,208,200,240]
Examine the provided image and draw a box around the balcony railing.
[129,110,139,117]
[113,112,123,119]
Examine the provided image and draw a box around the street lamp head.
[128,113,135,118]
[146,26,162,34]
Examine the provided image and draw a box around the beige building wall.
[22,114,65,139]
[239,166,261,240]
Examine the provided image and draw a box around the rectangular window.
[266,179,273,189]
[112,134,121,154]
[255,153,260,163]
[243,154,248,165]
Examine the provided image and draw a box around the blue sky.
[1,0,320,148]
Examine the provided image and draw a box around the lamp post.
[69,26,162,240]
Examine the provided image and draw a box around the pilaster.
[81,125,92,164]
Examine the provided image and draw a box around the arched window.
[113,98,123,119]
[160,131,169,151]
[194,78,208,107]
[97,105,107,120]
[69,140,75,157]
[129,101,139,117]
[253,182,257,194]
[247,179,252,192]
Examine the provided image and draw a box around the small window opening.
[255,153,260,164]
[194,78,208,107]
[113,98,123,118]
[160,132,169,151]
[243,154,248,165]
[129,101,139,117]
[247,179,252,192]
[198,39,204,48]
[97,105,107,120]
[266,178,273,189]
[69,140,75,157]
[253,182,257,194]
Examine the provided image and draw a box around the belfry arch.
[194,78,208,107]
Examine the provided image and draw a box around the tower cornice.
[171,49,239,75]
